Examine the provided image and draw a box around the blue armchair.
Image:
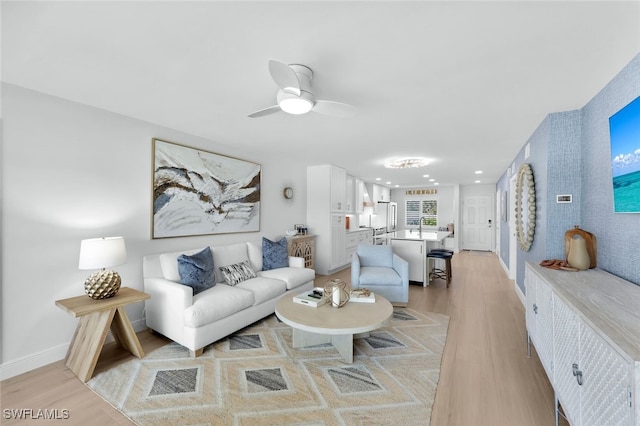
[351,244,409,305]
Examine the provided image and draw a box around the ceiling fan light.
[279,97,313,114]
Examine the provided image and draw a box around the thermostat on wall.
[557,194,572,203]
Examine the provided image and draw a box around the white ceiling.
[3,1,640,187]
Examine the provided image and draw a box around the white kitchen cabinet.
[525,263,639,425]
[345,228,373,264]
[330,214,346,269]
[346,175,355,213]
[307,165,348,275]
[330,166,346,212]
[390,239,426,283]
[365,182,390,212]
[355,178,364,213]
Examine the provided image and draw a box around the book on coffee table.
[293,288,328,308]
[349,289,375,303]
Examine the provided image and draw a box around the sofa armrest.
[351,253,362,287]
[288,256,305,268]
[392,253,409,283]
[144,277,192,338]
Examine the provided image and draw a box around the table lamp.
[78,237,127,299]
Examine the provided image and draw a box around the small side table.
[55,287,150,382]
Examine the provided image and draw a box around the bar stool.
[429,249,454,278]
[427,250,452,287]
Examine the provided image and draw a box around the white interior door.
[462,195,492,251]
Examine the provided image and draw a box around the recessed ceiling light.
[423,174,430,178]
[384,158,429,169]
[386,181,391,184]
[475,170,483,174]
[375,177,381,181]
[475,180,481,183]
[395,184,399,187]
[429,178,435,182]
[434,182,439,186]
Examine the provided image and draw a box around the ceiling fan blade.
[268,59,301,96]
[312,100,357,118]
[248,105,282,118]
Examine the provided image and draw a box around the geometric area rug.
[87,308,449,426]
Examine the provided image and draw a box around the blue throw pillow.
[262,237,289,271]
[177,247,216,295]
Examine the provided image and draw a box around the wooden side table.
[287,234,316,269]
[55,287,150,382]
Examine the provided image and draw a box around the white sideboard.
[525,262,640,426]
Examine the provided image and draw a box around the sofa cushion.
[257,267,315,290]
[357,244,394,268]
[177,247,216,295]
[184,284,254,328]
[236,276,287,305]
[246,241,263,272]
[359,266,402,286]
[262,237,289,270]
[211,243,250,283]
[219,260,257,286]
[159,247,204,282]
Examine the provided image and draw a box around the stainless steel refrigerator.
[376,201,397,232]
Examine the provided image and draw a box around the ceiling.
[3,1,640,187]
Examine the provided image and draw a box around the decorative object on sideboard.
[567,235,590,271]
[564,226,597,269]
[515,163,536,251]
[324,279,350,308]
[78,237,127,299]
[285,229,298,237]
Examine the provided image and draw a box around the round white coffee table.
[275,293,393,363]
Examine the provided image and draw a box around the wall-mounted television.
[609,96,640,213]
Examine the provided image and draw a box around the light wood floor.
[1,251,564,425]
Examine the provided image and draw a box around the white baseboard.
[498,255,525,306]
[514,280,525,307]
[0,317,147,381]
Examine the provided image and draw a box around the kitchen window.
[406,200,438,226]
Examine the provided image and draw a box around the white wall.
[1,84,307,379]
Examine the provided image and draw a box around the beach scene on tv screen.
[610,96,640,213]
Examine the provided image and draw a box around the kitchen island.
[381,230,451,286]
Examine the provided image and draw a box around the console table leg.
[65,308,116,382]
[110,306,145,358]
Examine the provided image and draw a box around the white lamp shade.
[78,237,127,270]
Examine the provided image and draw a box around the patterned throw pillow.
[219,260,257,286]
[262,237,289,271]
[177,247,216,295]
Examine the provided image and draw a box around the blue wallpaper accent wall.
[581,54,640,284]
[499,53,640,293]
[546,111,582,258]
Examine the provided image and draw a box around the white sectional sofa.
[143,240,315,356]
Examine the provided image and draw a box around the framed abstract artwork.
[152,139,261,238]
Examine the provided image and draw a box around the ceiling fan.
[248,59,356,118]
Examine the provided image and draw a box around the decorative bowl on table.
[285,229,298,237]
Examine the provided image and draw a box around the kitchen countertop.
[347,228,373,233]
[382,230,451,242]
